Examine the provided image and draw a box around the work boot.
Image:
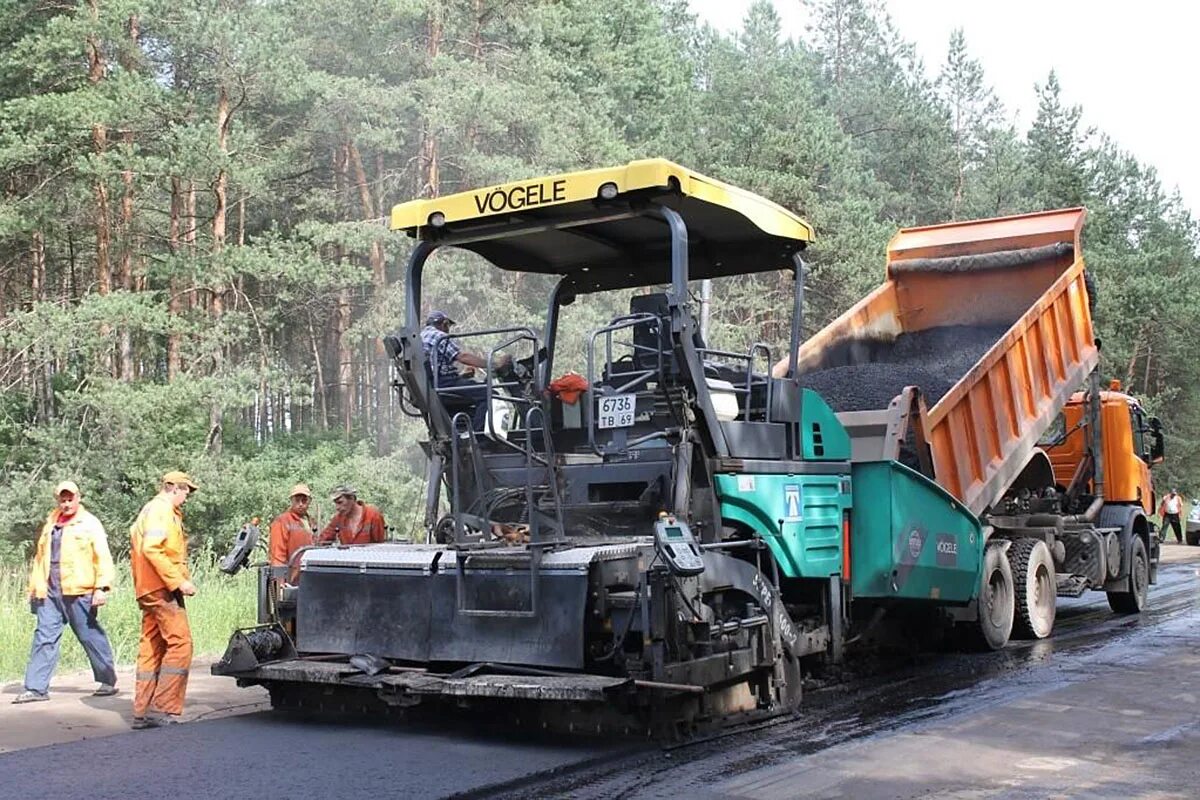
[12,690,49,704]
[92,683,118,697]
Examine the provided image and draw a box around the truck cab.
[1046,383,1164,516]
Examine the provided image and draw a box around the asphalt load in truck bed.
[799,324,1010,412]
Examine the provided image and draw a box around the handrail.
[484,331,543,451]
[586,313,665,455]
[428,324,539,395]
[448,412,480,543]
[524,405,566,545]
[695,341,774,422]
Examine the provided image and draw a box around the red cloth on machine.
[548,373,589,405]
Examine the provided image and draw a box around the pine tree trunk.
[118,139,134,380]
[167,177,182,380]
[335,290,354,436]
[420,7,443,198]
[347,139,390,452]
[87,0,113,377]
[333,145,355,435]
[31,231,50,420]
[185,180,197,255]
[117,13,139,381]
[207,83,232,455]
[309,316,329,430]
[1143,342,1152,396]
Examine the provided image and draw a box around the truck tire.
[1107,536,1148,614]
[967,543,1014,650]
[1008,538,1056,639]
[1186,529,1200,547]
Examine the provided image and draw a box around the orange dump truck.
[778,207,1163,648]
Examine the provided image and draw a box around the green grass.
[0,559,258,682]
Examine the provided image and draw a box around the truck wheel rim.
[986,567,1009,626]
[1134,550,1148,603]
[1031,560,1054,636]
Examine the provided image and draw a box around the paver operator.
[420,310,510,430]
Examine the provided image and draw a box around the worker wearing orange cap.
[128,470,198,729]
[268,483,315,576]
[13,480,118,704]
[318,485,386,545]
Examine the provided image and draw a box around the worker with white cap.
[14,480,118,704]
[268,483,316,574]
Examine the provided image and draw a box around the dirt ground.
[0,659,267,753]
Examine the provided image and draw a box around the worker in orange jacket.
[14,480,118,704]
[268,483,315,578]
[319,485,386,545]
[129,470,198,730]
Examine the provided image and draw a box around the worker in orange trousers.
[128,470,199,729]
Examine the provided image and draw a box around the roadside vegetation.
[0,555,258,682]
[1,0,1197,618]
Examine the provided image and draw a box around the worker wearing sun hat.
[128,470,199,729]
[13,479,118,704]
[318,485,387,546]
[268,483,316,574]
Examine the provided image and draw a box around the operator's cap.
[162,470,200,491]
[289,483,312,499]
[331,484,357,500]
[425,310,455,326]
[54,480,80,498]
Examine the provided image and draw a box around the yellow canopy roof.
[389,159,813,281]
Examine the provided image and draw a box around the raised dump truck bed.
[782,208,1098,517]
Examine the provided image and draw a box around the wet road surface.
[0,710,627,799]
[489,551,1200,799]
[1,552,1196,800]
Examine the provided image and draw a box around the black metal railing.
[585,313,667,455]
[695,341,775,422]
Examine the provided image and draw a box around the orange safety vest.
[319,502,386,545]
[129,495,191,598]
[268,509,315,566]
[27,506,115,599]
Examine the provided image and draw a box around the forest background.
[2,0,1197,563]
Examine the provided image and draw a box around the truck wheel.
[1008,539,1056,639]
[1107,537,1148,614]
[967,543,1014,650]
[1186,530,1200,547]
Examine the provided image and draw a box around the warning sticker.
[783,484,802,521]
[737,475,755,492]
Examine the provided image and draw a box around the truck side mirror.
[1149,417,1165,464]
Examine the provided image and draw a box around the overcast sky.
[690,0,1198,215]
